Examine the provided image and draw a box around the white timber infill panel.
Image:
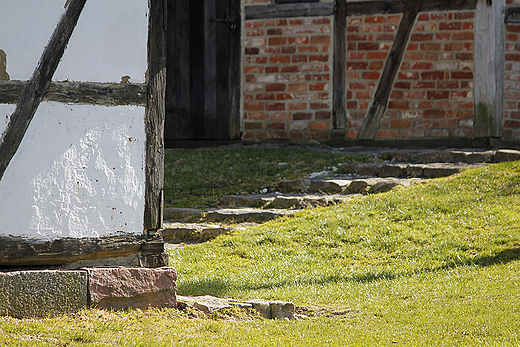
[0,0,149,239]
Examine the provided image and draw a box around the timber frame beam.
[0,81,146,106]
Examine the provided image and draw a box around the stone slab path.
[163,148,520,232]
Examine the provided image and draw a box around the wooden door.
[165,0,241,141]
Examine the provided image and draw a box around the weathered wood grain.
[333,0,347,135]
[244,0,476,19]
[0,0,87,181]
[0,81,146,106]
[245,2,334,19]
[144,0,167,231]
[358,0,424,140]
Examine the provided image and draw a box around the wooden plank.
[228,0,242,139]
[0,81,146,106]
[333,0,347,135]
[165,0,192,140]
[245,0,476,20]
[144,0,167,231]
[506,6,520,23]
[346,0,477,16]
[0,0,87,181]
[190,0,206,139]
[245,2,334,20]
[215,0,231,140]
[204,0,218,139]
[474,0,505,137]
[357,0,424,140]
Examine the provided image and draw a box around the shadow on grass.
[177,247,520,297]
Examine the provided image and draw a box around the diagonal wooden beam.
[357,0,424,140]
[0,0,87,181]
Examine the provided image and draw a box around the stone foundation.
[0,267,177,318]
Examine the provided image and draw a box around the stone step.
[162,222,236,243]
[164,207,296,224]
[375,148,520,164]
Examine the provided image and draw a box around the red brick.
[268,122,285,130]
[367,52,388,59]
[390,90,404,99]
[282,47,296,54]
[436,33,451,40]
[310,83,329,91]
[444,43,464,51]
[293,112,312,120]
[506,54,520,61]
[377,129,398,139]
[256,93,275,100]
[428,91,450,99]
[269,37,287,46]
[266,67,279,73]
[376,34,395,41]
[451,71,474,79]
[310,102,329,110]
[347,62,369,70]
[313,18,330,25]
[244,102,264,111]
[404,52,424,60]
[309,121,330,130]
[266,84,286,92]
[266,103,285,111]
[361,25,383,33]
[316,111,331,119]
[388,101,409,109]
[369,61,385,70]
[270,56,291,64]
[366,16,386,24]
[394,82,411,89]
[406,91,426,99]
[245,47,260,55]
[299,46,319,53]
[311,36,331,44]
[309,54,329,62]
[390,119,412,128]
[288,83,307,92]
[348,82,366,89]
[455,12,475,20]
[422,71,444,80]
[286,102,306,110]
[289,36,310,45]
[452,32,474,40]
[455,53,474,61]
[276,93,294,101]
[248,112,269,120]
[356,91,372,99]
[414,119,431,128]
[398,72,419,80]
[412,62,433,70]
[439,22,461,31]
[424,109,446,118]
[358,42,379,50]
[363,71,381,80]
[425,53,440,61]
[245,122,263,130]
[271,113,290,121]
[420,43,442,51]
[411,33,434,41]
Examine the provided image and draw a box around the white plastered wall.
[0,0,149,239]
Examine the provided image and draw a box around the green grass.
[164,147,378,208]
[1,157,520,346]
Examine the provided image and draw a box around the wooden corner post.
[145,0,167,232]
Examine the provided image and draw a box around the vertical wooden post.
[332,0,347,139]
[474,0,505,137]
[145,0,167,231]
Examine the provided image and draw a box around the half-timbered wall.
[0,0,149,239]
[240,0,519,144]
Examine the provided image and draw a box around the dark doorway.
[165,0,241,141]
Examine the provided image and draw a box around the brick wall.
[242,16,333,141]
[346,11,476,140]
[505,0,520,138]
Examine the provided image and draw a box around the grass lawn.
[1,149,519,346]
[164,146,378,208]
